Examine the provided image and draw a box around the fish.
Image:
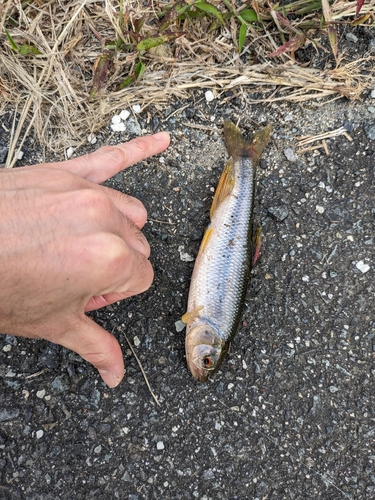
[182,120,272,382]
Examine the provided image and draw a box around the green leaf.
[238,22,247,53]
[136,33,183,51]
[119,75,135,89]
[160,2,190,31]
[119,60,146,89]
[5,29,19,52]
[239,9,257,23]
[135,60,145,80]
[195,1,224,25]
[19,44,42,55]
[352,12,371,25]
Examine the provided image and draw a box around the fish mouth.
[189,364,210,383]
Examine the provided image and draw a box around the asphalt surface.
[1,51,375,500]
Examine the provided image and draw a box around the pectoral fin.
[250,223,261,265]
[182,305,204,325]
[210,159,235,218]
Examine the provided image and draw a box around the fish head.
[185,324,225,382]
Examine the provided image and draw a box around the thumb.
[59,316,125,388]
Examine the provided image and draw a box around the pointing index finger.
[43,132,170,184]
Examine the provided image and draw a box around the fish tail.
[224,120,272,162]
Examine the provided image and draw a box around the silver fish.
[182,120,272,382]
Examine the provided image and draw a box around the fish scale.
[183,120,272,382]
[188,157,255,337]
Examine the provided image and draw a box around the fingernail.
[153,131,170,141]
[99,369,123,388]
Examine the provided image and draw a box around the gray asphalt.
[1,78,375,499]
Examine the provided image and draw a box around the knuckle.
[96,145,130,167]
[78,189,113,217]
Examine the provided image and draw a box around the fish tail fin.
[224,120,272,162]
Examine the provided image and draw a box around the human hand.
[0,132,170,387]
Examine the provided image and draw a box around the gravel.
[1,29,375,500]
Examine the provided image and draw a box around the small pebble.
[371,87,375,99]
[87,133,97,145]
[36,390,46,399]
[283,148,296,162]
[17,150,24,160]
[3,345,11,352]
[111,122,126,132]
[178,245,194,262]
[316,205,325,214]
[329,386,339,393]
[156,441,165,450]
[205,90,215,102]
[132,104,141,114]
[36,430,44,439]
[112,114,121,124]
[120,109,130,120]
[267,206,289,222]
[345,33,358,43]
[356,261,370,273]
[368,107,375,114]
[66,146,74,159]
[133,336,141,347]
[175,320,186,332]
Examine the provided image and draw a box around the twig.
[120,328,161,406]
[147,218,175,225]
[25,368,49,379]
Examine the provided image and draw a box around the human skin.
[0,132,170,387]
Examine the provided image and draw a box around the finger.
[85,287,150,312]
[100,186,148,229]
[76,233,153,301]
[42,132,170,184]
[58,315,125,388]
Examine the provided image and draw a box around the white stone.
[133,336,141,347]
[156,441,164,450]
[110,122,126,132]
[120,109,130,120]
[316,205,325,214]
[36,390,46,399]
[178,245,194,262]
[175,320,186,332]
[132,104,141,114]
[356,261,370,273]
[66,146,74,159]
[87,133,97,144]
[205,90,215,102]
[111,114,122,124]
[17,150,24,160]
[36,430,44,439]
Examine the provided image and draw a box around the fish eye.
[203,357,213,368]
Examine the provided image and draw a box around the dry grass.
[0,0,374,166]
